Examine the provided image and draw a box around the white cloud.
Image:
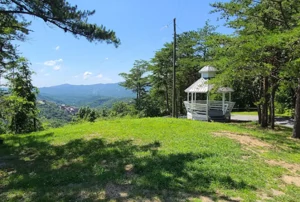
[44,73,50,76]
[53,65,61,71]
[44,59,63,66]
[55,46,60,51]
[44,60,56,66]
[105,57,109,60]
[96,74,103,78]
[83,71,92,80]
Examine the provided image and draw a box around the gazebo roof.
[185,78,234,94]
[217,87,234,93]
[184,78,214,93]
[199,66,217,73]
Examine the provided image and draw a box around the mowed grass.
[231,111,258,116]
[231,111,293,117]
[0,118,300,201]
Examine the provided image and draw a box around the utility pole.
[172,18,177,118]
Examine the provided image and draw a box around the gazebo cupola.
[199,65,217,80]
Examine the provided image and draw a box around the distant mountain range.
[38,83,135,107]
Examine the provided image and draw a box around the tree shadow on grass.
[0,133,255,201]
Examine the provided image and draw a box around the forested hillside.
[39,83,134,99]
[37,101,73,128]
[37,83,135,108]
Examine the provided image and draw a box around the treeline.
[118,0,300,139]
[73,102,148,122]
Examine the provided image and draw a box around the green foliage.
[118,60,164,117]
[0,118,299,201]
[109,101,137,117]
[75,106,98,122]
[0,58,40,134]
[119,60,150,110]
[138,95,161,117]
[87,111,97,122]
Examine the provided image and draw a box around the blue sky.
[17,0,230,87]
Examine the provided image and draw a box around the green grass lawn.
[231,111,258,116]
[1,118,300,201]
[232,111,293,117]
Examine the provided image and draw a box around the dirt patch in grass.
[199,196,214,202]
[256,189,285,201]
[214,131,300,190]
[271,189,285,196]
[282,175,300,187]
[213,131,271,148]
[266,160,300,174]
[265,160,300,188]
[84,133,101,140]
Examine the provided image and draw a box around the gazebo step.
[209,115,229,122]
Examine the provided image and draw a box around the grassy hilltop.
[0,118,300,201]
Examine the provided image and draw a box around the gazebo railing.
[184,100,235,115]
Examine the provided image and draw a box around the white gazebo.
[184,66,235,122]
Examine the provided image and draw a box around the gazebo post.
[222,92,225,114]
[229,92,231,102]
[206,91,209,121]
[187,92,189,102]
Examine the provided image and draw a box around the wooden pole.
[222,92,225,114]
[172,18,177,118]
[207,91,209,121]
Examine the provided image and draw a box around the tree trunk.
[258,105,262,124]
[179,95,183,115]
[136,83,140,110]
[291,88,296,119]
[136,91,139,110]
[34,118,37,131]
[261,77,269,128]
[165,85,169,114]
[292,78,300,139]
[257,78,263,125]
[270,86,276,129]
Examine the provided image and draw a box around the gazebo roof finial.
[199,65,217,73]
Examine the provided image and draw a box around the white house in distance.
[184,66,235,122]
